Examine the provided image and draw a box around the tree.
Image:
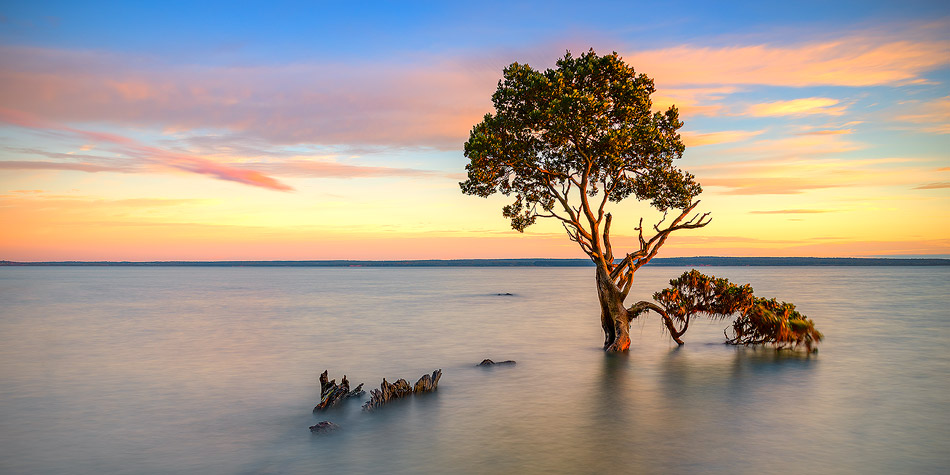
[460,49,710,351]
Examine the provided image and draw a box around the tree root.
[362,369,441,411]
[313,370,365,412]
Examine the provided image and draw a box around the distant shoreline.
[2,257,949,267]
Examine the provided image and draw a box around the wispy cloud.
[682,129,764,147]
[697,157,936,195]
[746,98,847,117]
[626,31,950,87]
[894,96,950,134]
[722,133,865,159]
[0,160,132,173]
[749,209,835,214]
[914,182,950,190]
[0,46,497,150]
[701,177,843,195]
[245,160,455,179]
[796,129,853,135]
[0,107,293,191]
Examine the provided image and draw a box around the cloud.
[0,108,293,191]
[894,96,950,134]
[914,182,950,190]
[246,160,454,179]
[625,32,950,87]
[0,160,131,173]
[746,98,847,117]
[701,177,843,195]
[0,46,497,150]
[1,121,450,183]
[719,133,864,159]
[652,87,738,116]
[796,129,853,135]
[748,209,834,214]
[696,157,936,195]
[682,129,763,147]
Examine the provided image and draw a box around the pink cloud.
[246,160,456,179]
[0,47,497,150]
[0,108,293,191]
[625,33,950,87]
[0,160,130,173]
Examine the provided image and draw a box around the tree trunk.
[596,265,632,352]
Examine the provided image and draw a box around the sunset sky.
[1,1,948,261]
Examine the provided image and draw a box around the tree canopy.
[461,50,703,274]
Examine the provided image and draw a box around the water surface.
[1,266,948,473]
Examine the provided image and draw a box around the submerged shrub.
[645,269,823,350]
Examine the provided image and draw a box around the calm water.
[0,266,948,474]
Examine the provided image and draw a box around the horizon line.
[2,256,949,267]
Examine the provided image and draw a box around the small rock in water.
[309,421,341,434]
[495,292,515,296]
[477,358,516,366]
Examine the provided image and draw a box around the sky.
[1,0,948,261]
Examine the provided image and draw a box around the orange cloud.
[0,160,131,173]
[748,209,835,214]
[701,177,843,195]
[682,129,764,147]
[652,87,737,116]
[626,33,950,87]
[914,182,950,190]
[894,96,950,134]
[747,98,847,117]
[0,109,293,191]
[0,46,497,150]
[797,129,853,135]
[695,156,936,194]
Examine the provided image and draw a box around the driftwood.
[309,421,341,434]
[313,370,365,412]
[362,369,441,411]
[476,358,516,366]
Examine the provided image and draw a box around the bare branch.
[603,213,614,264]
[632,201,711,270]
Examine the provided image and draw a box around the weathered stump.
[476,358,516,366]
[363,369,442,411]
[309,421,341,434]
[412,369,442,393]
[314,370,365,412]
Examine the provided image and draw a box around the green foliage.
[730,298,823,351]
[460,49,701,232]
[653,269,754,323]
[654,270,823,350]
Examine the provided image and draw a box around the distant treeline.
[2,257,949,267]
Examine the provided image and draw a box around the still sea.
[1,266,948,474]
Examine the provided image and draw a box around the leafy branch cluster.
[640,270,823,350]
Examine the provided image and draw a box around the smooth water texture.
[1,266,948,474]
